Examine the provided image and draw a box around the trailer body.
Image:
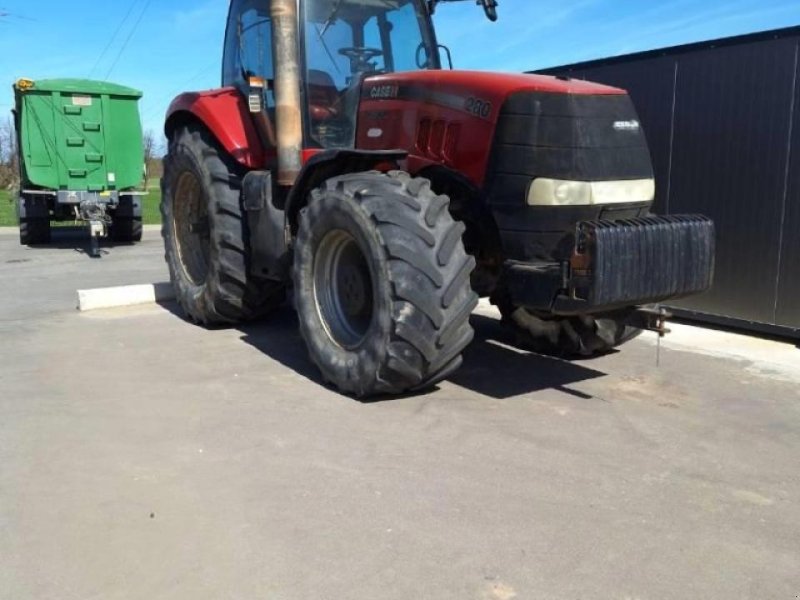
[13,78,145,251]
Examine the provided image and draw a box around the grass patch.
[0,189,162,227]
[142,189,161,225]
[0,190,15,227]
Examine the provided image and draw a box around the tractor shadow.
[238,308,323,383]
[236,306,607,401]
[449,313,607,400]
[157,300,325,382]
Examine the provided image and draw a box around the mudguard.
[284,149,407,233]
[239,149,407,282]
[241,170,290,281]
[165,88,267,169]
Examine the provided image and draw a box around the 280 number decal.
[465,97,492,119]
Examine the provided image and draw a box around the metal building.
[537,26,800,339]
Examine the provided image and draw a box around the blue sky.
[1,0,799,137]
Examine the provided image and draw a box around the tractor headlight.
[527,178,656,206]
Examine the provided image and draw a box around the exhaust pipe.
[270,0,303,186]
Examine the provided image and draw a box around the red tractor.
[161,0,714,397]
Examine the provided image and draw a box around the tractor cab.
[222,0,440,149]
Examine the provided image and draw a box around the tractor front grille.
[487,91,654,206]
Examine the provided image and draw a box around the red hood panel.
[365,69,624,98]
[357,71,628,189]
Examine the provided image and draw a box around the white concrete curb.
[77,282,175,312]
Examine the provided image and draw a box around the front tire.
[161,124,284,325]
[293,171,478,397]
[493,292,641,357]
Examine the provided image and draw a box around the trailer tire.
[493,293,641,357]
[293,171,478,397]
[18,196,51,246]
[110,217,142,243]
[161,124,285,325]
[110,195,143,242]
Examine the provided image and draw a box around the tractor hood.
[361,70,625,124]
[357,69,647,191]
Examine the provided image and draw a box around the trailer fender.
[284,149,407,235]
[165,88,266,169]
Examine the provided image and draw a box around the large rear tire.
[161,124,285,325]
[18,196,51,246]
[293,171,478,397]
[492,291,641,357]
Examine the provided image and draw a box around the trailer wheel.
[110,195,143,243]
[293,171,478,397]
[18,196,51,246]
[161,124,285,324]
[492,292,640,357]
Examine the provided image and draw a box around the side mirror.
[427,0,499,22]
[439,44,454,69]
[480,0,498,21]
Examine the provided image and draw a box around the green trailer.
[13,78,145,255]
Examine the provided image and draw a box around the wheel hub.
[173,171,210,285]
[338,263,369,316]
[314,230,374,349]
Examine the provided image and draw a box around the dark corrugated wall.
[779,53,800,329]
[538,28,800,336]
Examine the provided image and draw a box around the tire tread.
[161,123,284,325]
[294,170,478,396]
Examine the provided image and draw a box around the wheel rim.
[313,230,375,349]
[173,171,210,285]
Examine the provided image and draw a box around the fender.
[165,88,267,169]
[284,149,407,234]
[240,150,406,282]
[242,170,289,281]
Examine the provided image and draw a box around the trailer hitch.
[625,306,672,337]
[79,200,110,258]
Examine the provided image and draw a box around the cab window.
[222,0,275,108]
[302,0,439,148]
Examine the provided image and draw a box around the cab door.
[222,0,277,152]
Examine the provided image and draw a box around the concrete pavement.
[0,225,168,321]
[1,228,799,600]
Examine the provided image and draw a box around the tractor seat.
[308,69,339,121]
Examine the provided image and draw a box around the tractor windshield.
[302,0,438,148]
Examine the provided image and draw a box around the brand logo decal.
[369,85,399,99]
[613,120,640,131]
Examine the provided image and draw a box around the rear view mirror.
[439,44,454,69]
[480,0,498,21]
[427,0,499,22]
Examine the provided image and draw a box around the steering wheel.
[338,46,383,69]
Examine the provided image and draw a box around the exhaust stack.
[271,0,303,186]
